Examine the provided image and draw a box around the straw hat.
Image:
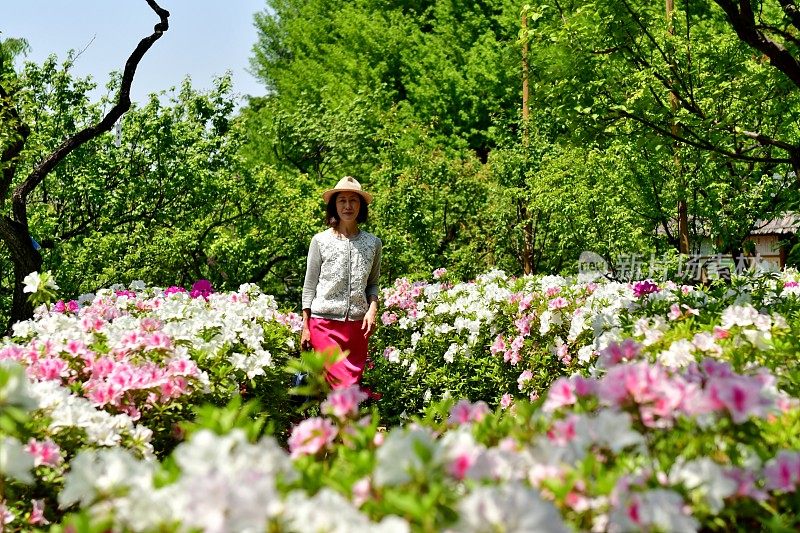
[322,176,373,204]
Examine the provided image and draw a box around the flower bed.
[1,269,799,530]
[366,269,800,422]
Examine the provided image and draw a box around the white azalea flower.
[449,483,568,533]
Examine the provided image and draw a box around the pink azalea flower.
[448,399,490,425]
[548,297,569,310]
[518,294,533,312]
[381,311,398,326]
[547,415,578,445]
[490,335,507,356]
[724,467,768,501]
[763,451,800,492]
[515,315,532,336]
[28,499,48,525]
[352,477,372,507]
[500,393,513,410]
[543,377,577,412]
[448,452,475,480]
[545,286,561,297]
[517,369,533,390]
[321,385,368,419]
[432,268,447,279]
[288,417,338,458]
[706,376,766,424]
[599,339,642,368]
[25,439,62,467]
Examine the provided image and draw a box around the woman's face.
[335,192,361,223]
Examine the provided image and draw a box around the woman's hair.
[326,192,369,226]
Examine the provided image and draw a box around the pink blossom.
[763,451,800,492]
[548,297,569,310]
[168,358,198,376]
[80,315,106,332]
[490,335,507,356]
[706,376,767,423]
[547,415,578,445]
[288,417,338,458]
[599,339,641,368]
[500,393,513,410]
[448,452,475,480]
[115,289,136,298]
[529,391,540,401]
[381,312,398,326]
[432,268,447,279]
[543,377,577,411]
[321,385,368,419]
[517,369,533,390]
[545,286,561,297]
[352,477,372,507]
[29,357,68,381]
[160,377,189,400]
[0,344,25,363]
[139,317,163,332]
[28,499,48,525]
[515,315,532,336]
[25,439,62,467]
[52,300,67,313]
[144,331,172,351]
[518,294,533,312]
[448,399,490,425]
[724,467,768,501]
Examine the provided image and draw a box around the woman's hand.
[301,325,312,351]
[361,308,377,338]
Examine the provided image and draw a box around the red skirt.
[309,317,369,390]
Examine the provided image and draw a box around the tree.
[0,0,169,328]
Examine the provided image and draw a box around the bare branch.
[11,0,170,226]
[614,109,794,164]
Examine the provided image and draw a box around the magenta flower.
[288,417,338,458]
[632,280,659,298]
[190,279,214,299]
[164,286,187,296]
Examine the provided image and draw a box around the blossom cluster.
[371,268,800,412]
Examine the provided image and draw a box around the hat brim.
[322,188,373,204]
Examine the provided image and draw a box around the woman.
[301,176,382,390]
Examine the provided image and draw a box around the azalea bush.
[366,267,800,423]
[38,355,800,532]
[0,277,302,527]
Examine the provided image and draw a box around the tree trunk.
[0,217,41,331]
